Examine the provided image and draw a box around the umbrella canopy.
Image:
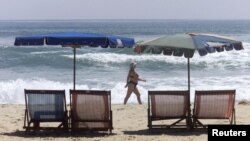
[15,32,135,47]
[135,33,243,58]
[134,33,244,127]
[15,32,135,89]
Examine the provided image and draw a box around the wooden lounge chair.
[70,90,113,133]
[24,89,68,132]
[193,90,236,128]
[148,90,189,129]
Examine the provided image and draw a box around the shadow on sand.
[0,130,116,138]
[123,128,207,136]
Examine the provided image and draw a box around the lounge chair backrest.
[70,90,111,128]
[25,89,66,122]
[149,91,188,118]
[194,90,235,119]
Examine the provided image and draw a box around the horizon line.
[1,18,250,22]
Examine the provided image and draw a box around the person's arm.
[138,78,146,82]
[127,71,130,83]
[125,71,130,87]
[135,71,146,82]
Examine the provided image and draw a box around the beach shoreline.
[0,104,250,141]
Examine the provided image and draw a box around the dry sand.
[0,104,250,141]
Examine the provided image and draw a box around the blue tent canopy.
[14,32,135,48]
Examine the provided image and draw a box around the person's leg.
[124,84,133,104]
[134,87,142,104]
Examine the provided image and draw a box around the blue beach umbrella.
[135,33,244,127]
[15,32,135,89]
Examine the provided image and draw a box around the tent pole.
[73,47,76,90]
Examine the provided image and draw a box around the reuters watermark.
[208,125,249,140]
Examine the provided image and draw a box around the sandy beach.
[0,103,249,141]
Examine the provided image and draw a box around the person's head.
[130,62,136,70]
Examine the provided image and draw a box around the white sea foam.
[0,78,148,104]
[30,50,69,55]
[0,37,15,47]
[0,75,249,104]
[0,79,88,104]
[62,53,181,63]
[61,42,250,70]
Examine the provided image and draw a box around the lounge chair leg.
[34,122,39,128]
[195,119,206,128]
[193,119,196,128]
[195,120,198,128]
[148,117,152,131]
[148,120,152,130]
[229,108,236,125]
[233,108,236,124]
[148,126,152,132]
[63,122,69,131]
[186,117,191,129]
[33,122,40,132]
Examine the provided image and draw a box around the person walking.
[124,62,146,105]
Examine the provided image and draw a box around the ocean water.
[0,20,249,104]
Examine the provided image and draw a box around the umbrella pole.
[73,47,76,90]
[187,58,192,128]
[188,58,190,92]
